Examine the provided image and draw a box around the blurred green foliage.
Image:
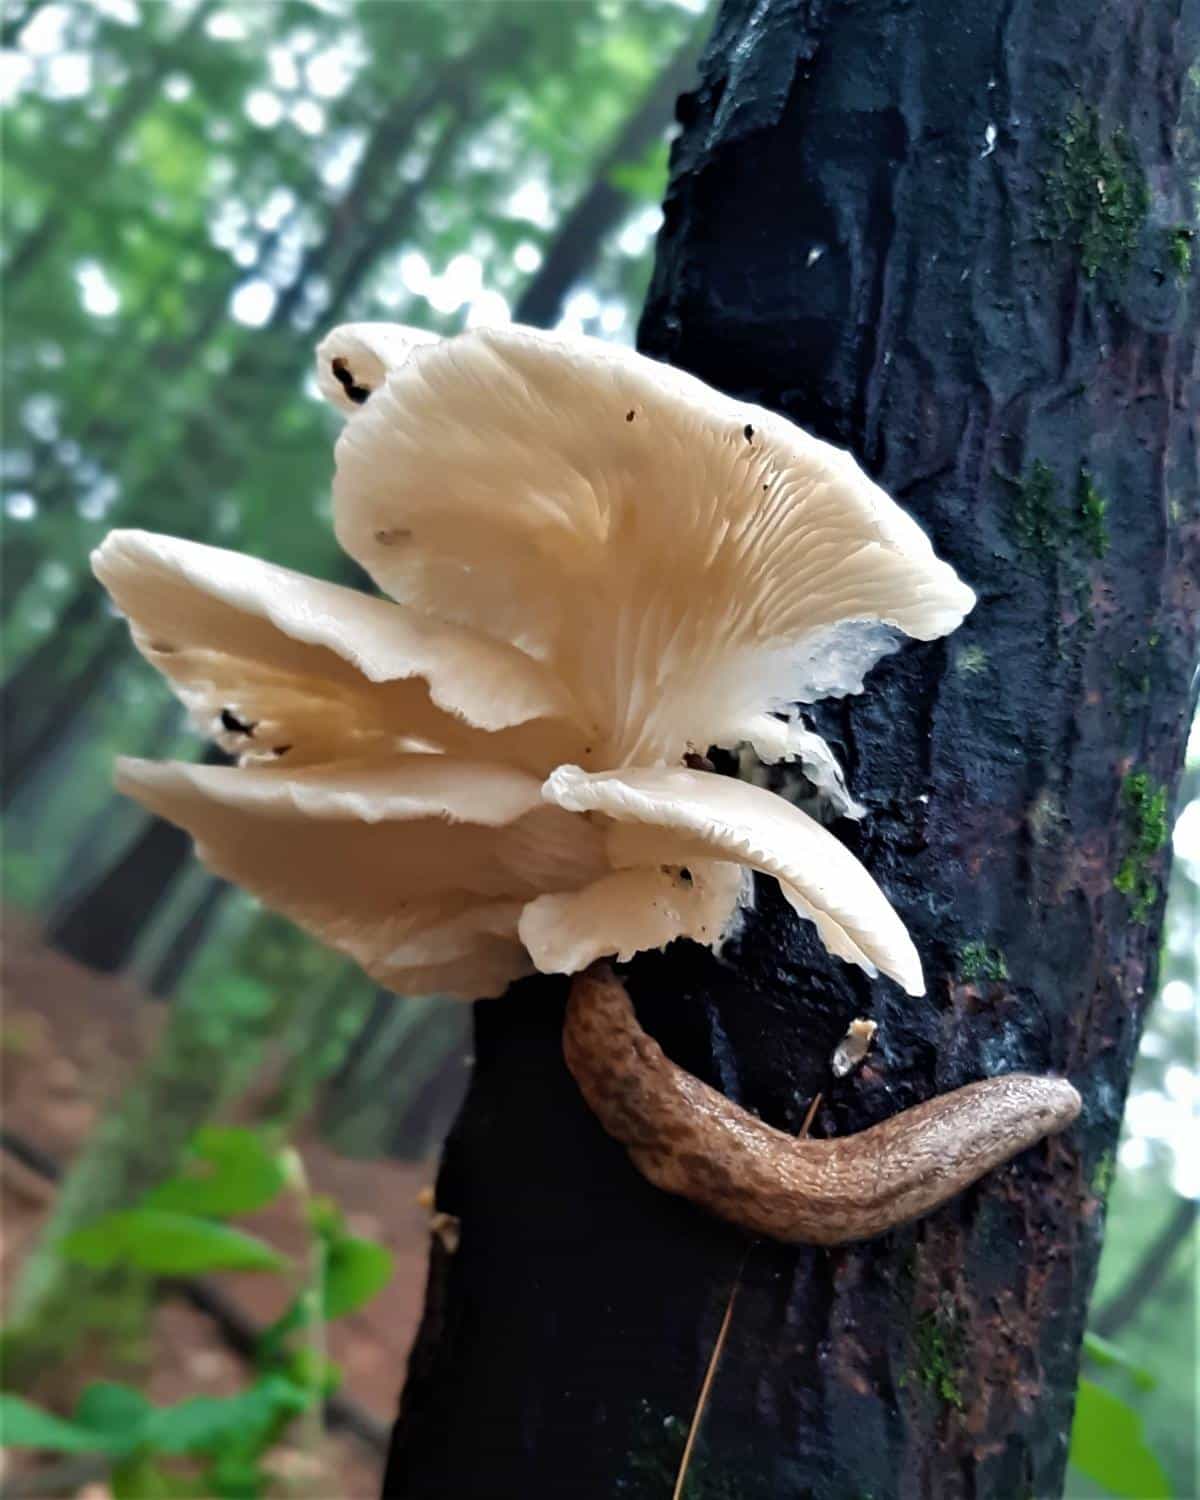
[2,1126,390,1497]
[0,0,707,1433]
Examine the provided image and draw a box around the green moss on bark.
[1044,107,1148,279]
[958,942,1009,982]
[1077,470,1109,558]
[1113,771,1169,923]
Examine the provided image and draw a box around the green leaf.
[62,1211,289,1274]
[205,1455,268,1500]
[0,1393,131,1455]
[1082,1331,1157,1391]
[323,1235,393,1320]
[74,1381,153,1442]
[143,1376,309,1457]
[143,1127,287,1219]
[111,1454,201,1499]
[1069,1377,1172,1498]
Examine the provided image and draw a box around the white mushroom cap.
[88,322,974,1003]
[92,530,587,771]
[113,754,605,998]
[536,765,923,995]
[319,321,974,768]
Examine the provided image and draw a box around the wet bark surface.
[385,1,1198,1495]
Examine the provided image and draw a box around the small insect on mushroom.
[89,320,1078,1245]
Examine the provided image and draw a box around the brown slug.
[563,966,1081,1246]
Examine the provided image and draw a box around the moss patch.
[1077,469,1109,558]
[1045,107,1148,279]
[1003,459,1113,567]
[910,1303,966,1410]
[958,941,1009,983]
[1092,1149,1116,1200]
[955,644,989,676]
[1169,228,1194,278]
[1113,770,1169,923]
[1011,459,1060,556]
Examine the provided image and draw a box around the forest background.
[0,2,1195,1496]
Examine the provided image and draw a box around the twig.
[671,1251,746,1500]
[670,1092,824,1499]
[0,1128,390,1455]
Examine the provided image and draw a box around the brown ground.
[1,916,438,1498]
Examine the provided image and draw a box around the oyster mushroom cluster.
[94,322,974,1001]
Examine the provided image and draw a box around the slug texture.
[563,967,1082,1246]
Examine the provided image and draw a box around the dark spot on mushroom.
[149,640,177,654]
[684,751,715,772]
[374,527,412,546]
[679,868,693,885]
[220,708,256,737]
[744,424,754,441]
[626,410,636,422]
[331,357,372,406]
[274,745,293,757]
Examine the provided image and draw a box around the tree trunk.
[384,1,1198,1496]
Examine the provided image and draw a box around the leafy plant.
[1,1127,393,1498]
[1068,1331,1173,1498]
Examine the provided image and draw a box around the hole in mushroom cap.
[219,708,256,737]
[744,423,755,441]
[331,356,373,406]
[625,410,636,422]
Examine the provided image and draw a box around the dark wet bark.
[386,0,1198,1495]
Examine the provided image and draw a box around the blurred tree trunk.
[271,17,524,332]
[0,594,124,811]
[1092,1195,1197,1338]
[147,877,229,997]
[4,0,219,286]
[513,22,706,328]
[384,1,1198,1497]
[321,103,481,326]
[48,745,228,970]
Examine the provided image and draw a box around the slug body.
[563,967,1081,1246]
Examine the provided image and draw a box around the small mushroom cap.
[319,322,975,766]
[542,764,924,995]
